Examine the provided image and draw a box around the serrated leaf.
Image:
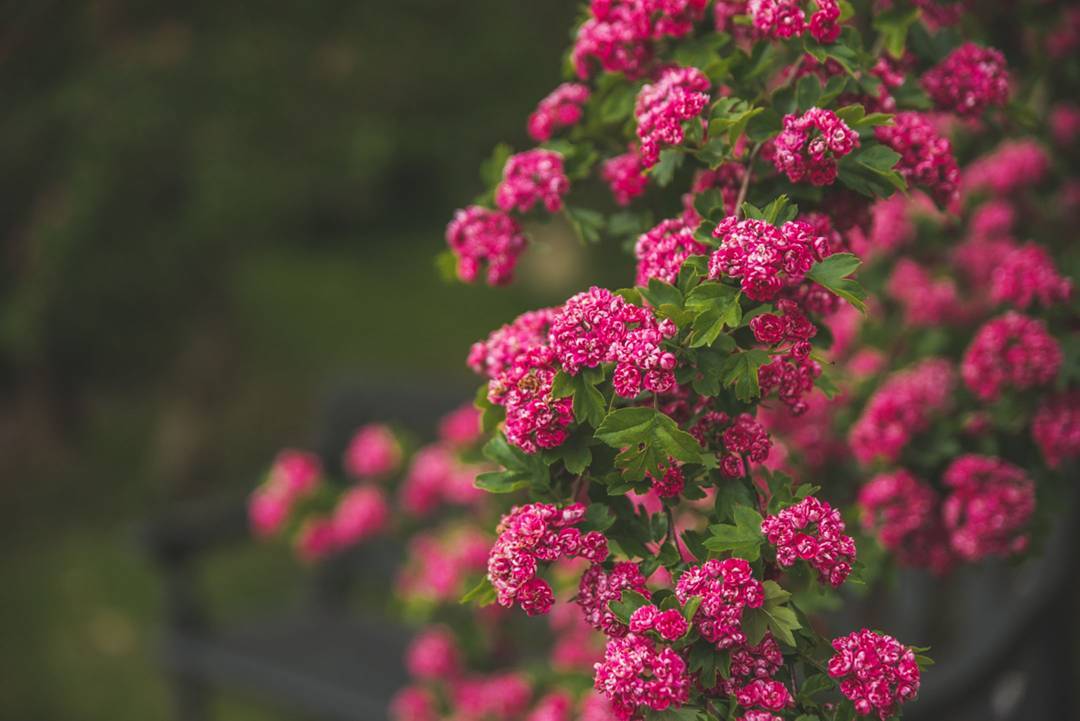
[806,252,867,313]
[721,349,771,401]
[640,277,684,309]
[460,577,496,605]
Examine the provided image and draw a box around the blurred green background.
[0,2,633,718]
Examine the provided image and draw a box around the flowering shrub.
[249,2,1078,720]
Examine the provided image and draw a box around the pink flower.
[963,139,1049,197]
[528,83,590,142]
[406,626,461,681]
[572,1,654,80]
[270,450,322,497]
[496,149,571,214]
[451,673,532,721]
[399,443,484,517]
[487,503,608,615]
[332,486,389,547]
[675,559,764,649]
[344,424,401,480]
[629,604,689,640]
[858,470,953,575]
[635,218,708,286]
[294,517,337,562]
[602,147,649,206]
[761,496,856,587]
[649,461,686,498]
[961,312,1062,401]
[527,692,573,721]
[578,561,651,637]
[708,216,831,301]
[593,633,691,720]
[438,403,483,447]
[750,0,807,39]
[488,345,574,453]
[446,205,528,286]
[850,359,955,464]
[1033,392,1080,469]
[922,42,1009,117]
[396,527,489,603]
[772,108,858,186]
[828,629,920,719]
[735,678,793,711]
[248,489,290,538]
[390,685,438,721]
[681,164,745,224]
[1050,103,1080,148]
[942,455,1035,561]
[886,259,964,327]
[634,66,711,168]
[990,242,1072,310]
[468,307,558,380]
[875,112,960,208]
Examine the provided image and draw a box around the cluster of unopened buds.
[772,107,858,186]
[487,503,608,615]
[761,495,856,587]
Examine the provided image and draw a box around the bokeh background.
[0,2,636,718]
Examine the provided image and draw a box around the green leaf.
[596,407,704,480]
[806,252,867,313]
[795,74,821,111]
[584,503,616,532]
[720,349,771,402]
[760,194,795,224]
[565,205,606,244]
[797,673,832,702]
[686,283,741,348]
[703,504,764,560]
[480,143,512,189]
[640,278,684,309]
[651,148,683,187]
[478,434,550,492]
[559,433,594,475]
[460,577,496,605]
[872,6,921,60]
[435,250,460,283]
[758,580,802,647]
[681,595,703,623]
[609,589,651,624]
[600,81,638,124]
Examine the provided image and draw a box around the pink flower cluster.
[527,692,573,721]
[446,205,528,286]
[550,286,679,398]
[942,455,1035,561]
[850,358,955,464]
[761,496,856,587]
[602,147,648,206]
[578,561,652,636]
[248,450,322,538]
[858,470,953,575]
[406,626,461,680]
[572,0,708,79]
[593,632,691,720]
[487,503,608,615]
[708,216,831,301]
[396,526,489,603]
[828,629,920,719]
[398,443,485,516]
[528,83,591,142]
[725,634,784,695]
[886,259,963,327]
[438,403,483,447]
[750,0,842,43]
[922,42,1010,117]
[649,461,686,497]
[452,673,533,721]
[990,242,1072,310]
[331,486,390,548]
[496,149,570,214]
[468,307,557,380]
[488,346,574,453]
[875,112,960,208]
[634,217,708,286]
[1033,392,1080,470]
[629,603,690,640]
[963,139,1049,197]
[961,312,1062,401]
[692,411,773,478]
[634,66,711,168]
[675,559,765,649]
[390,686,438,721]
[344,423,401,479]
[735,678,793,713]
[772,108,858,186]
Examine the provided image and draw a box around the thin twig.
[733,143,763,219]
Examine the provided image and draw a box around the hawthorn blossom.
[578,561,651,637]
[634,66,711,168]
[634,217,708,286]
[762,496,856,587]
[772,108,858,186]
[675,559,765,649]
[922,42,1010,117]
[1033,392,1080,469]
[446,205,528,285]
[602,147,649,206]
[858,470,953,574]
[487,503,608,615]
[344,424,401,479]
[828,630,921,718]
[708,216,831,301]
[496,149,571,214]
[875,112,960,208]
[528,83,591,142]
[942,455,1035,561]
[961,312,1062,401]
[593,632,691,720]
